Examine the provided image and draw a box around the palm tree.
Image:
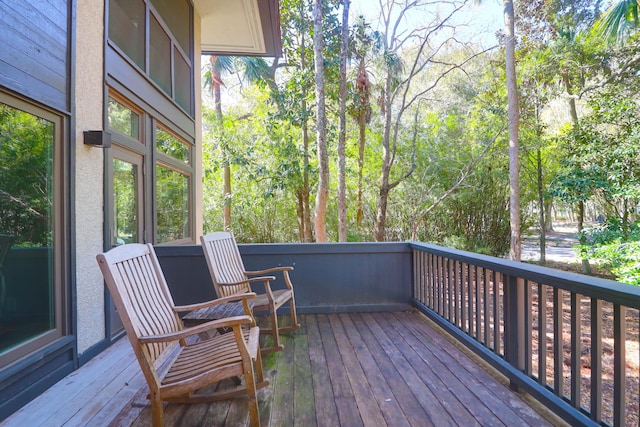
[595,0,638,42]
[203,55,270,230]
[349,16,380,227]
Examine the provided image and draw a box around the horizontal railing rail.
[410,242,640,427]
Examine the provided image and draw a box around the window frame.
[106,90,195,245]
[107,0,194,117]
[0,90,68,367]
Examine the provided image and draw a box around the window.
[107,97,140,139]
[156,165,190,243]
[154,126,192,244]
[149,15,171,95]
[156,127,190,163]
[108,0,193,115]
[106,92,194,245]
[108,0,145,70]
[0,94,65,365]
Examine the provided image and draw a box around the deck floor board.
[2,312,556,427]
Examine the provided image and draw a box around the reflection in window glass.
[149,0,191,54]
[156,165,189,243]
[113,159,139,245]
[156,127,190,163]
[108,97,140,138]
[0,103,55,354]
[174,48,192,114]
[150,14,171,95]
[109,0,145,69]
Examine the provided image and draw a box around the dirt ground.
[521,222,638,426]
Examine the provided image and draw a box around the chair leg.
[244,358,260,427]
[255,345,265,383]
[288,296,300,330]
[265,305,283,353]
[150,392,164,427]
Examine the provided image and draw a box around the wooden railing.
[411,242,640,427]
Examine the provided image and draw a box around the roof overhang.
[194,0,282,57]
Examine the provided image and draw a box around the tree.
[337,0,351,242]
[373,0,488,241]
[313,0,329,242]
[349,16,379,228]
[203,55,270,230]
[278,0,316,242]
[503,0,521,261]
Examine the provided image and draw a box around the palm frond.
[593,0,639,44]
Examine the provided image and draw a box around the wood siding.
[0,1,70,112]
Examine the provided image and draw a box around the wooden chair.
[200,232,300,353]
[96,243,267,427]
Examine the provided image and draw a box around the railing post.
[503,273,525,389]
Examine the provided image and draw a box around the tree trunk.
[211,56,231,231]
[313,0,328,242]
[296,189,305,241]
[564,67,592,273]
[577,200,592,274]
[300,10,313,243]
[537,149,546,265]
[356,57,368,226]
[374,73,393,242]
[504,0,521,261]
[302,122,313,242]
[357,111,366,225]
[337,0,350,242]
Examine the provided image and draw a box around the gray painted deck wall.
[155,242,414,313]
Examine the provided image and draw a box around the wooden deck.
[2,312,557,426]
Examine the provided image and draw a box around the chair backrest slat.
[201,232,250,297]
[97,243,182,385]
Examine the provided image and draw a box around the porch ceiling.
[194,0,282,57]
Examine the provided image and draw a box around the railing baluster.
[484,268,489,346]
[469,264,475,338]
[413,251,425,303]
[590,298,602,423]
[475,265,481,342]
[461,263,468,333]
[613,304,626,426]
[437,255,442,315]
[454,260,459,328]
[448,259,454,323]
[570,292,581,408]
[494,270,500,353]
[554,288,563,397]
[539,284,547,386]
[429,254,436,311]
[413,250,422,301]
[525,280,532,376]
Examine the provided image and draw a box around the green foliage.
[0,104,54,246]
[580,220,640,285]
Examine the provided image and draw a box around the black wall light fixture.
[83,130,112,148]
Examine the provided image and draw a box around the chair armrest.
[216,276,276,288]
[247,267,295,291]
[139,315,253,343]
[246,266,293,275]
[173,292,257,312]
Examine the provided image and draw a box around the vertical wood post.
[504,273,525,389]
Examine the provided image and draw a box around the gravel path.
[522,223,579,263]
